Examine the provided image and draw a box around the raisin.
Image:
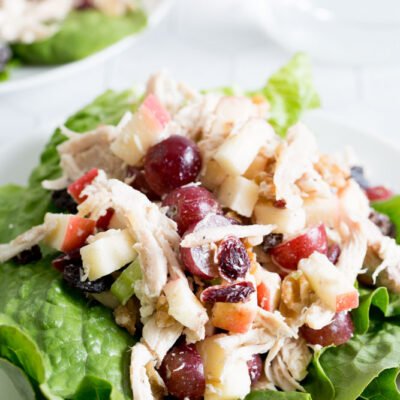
[200,281,255,303]
[63,264,113,293]
[13,245,42,265]
[262,233,284,252]
[369,210,396,238]
[51,189,77,213]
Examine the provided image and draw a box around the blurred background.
[1,0,400,149]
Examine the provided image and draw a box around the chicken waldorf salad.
[0,0,146,81]
[1,55,400,400]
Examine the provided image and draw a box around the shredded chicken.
[265,337,311,392]
[180,222,275,248]
[0,219,55,263]
[274,123,318,210]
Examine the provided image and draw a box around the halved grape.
[144,135,202,196]
[217,236,250,282]
[159,343,205,400]
[163,186,221,235]
[247,354,263,385]
[126,166,160,201]
[180,214,232,279]
[300,312,354,346]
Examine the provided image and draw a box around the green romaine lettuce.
[12,10,147,65]
[372,195,400,244]
[250,53,321,137]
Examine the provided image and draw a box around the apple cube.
[218,176,259,217]
[244,154,267,180]
[211,299,257,334]
[67,168,98,203]
[299,252,359,312]
[198,335,251,400]
[111,94,170,165]
[213,118,274,176]
[43,213,95,252]
[254,267,281,312]
[164,278,208,334]
[80,229,136,281]
[254,200,306,235]
[201,159,228,191]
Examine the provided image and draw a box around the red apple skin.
[336,291,359,312]
[270,224,328,271]
[257,283,273,312]
[142,94,170,127]
[62,217,96,252]
[67,168,99,203]
[211,302,256,333]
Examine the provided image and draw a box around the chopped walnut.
[314,154,349,190]
[114,299,139,336]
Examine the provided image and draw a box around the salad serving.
[0,0,147,81]
[1,54,400,400]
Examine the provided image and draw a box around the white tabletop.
[0,0,399,151]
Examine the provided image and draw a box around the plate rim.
[0,0,174,96]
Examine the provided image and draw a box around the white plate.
[0,0,173,95]
[0,111,399,398]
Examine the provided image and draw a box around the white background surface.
[0,0,399,172]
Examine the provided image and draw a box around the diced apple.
[67,168,99,203]
[201,159,228,191]
[303,195,339,227]
[213,118,274,176]
[244,154,267,180]
[218,176,259,217]
[212,298,257,334]
[43,213,95,252]
[254,200,306,235]
[164,278,208,333]
[254,266,281,312]
[80,229,136,281]
[198,335,251,400]
[299,252,359,312]
[111,94,170,165]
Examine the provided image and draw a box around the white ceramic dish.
[0,0,173,95]
[0,111,399,398]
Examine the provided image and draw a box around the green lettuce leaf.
[12,9,146,65]
[360,368,400,400]
[0,90,137,399]
[372,195,400,244]
[251,53,320,137]
[305,286,400,400]
[245,390,311,399]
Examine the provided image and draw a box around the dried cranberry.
[200,281,255,303]
[217,236,250,282]
[52,249,81,272]
[51,189,77,213]
[327,243,341,265]
[350,166,369,189]
[63,264,112,293]
[13,245,42,265]
[273,199,286,209]
[369,210,396,238]
[262,233,284,252]
[365,186,393,202]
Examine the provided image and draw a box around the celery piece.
[111,258,142,305]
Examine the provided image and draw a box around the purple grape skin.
[180,214,232,279]
[217,236,250,282]
[159,343,205,400]
[200,281,255,304]
[144,135,202,196]
[162,186,221,235]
